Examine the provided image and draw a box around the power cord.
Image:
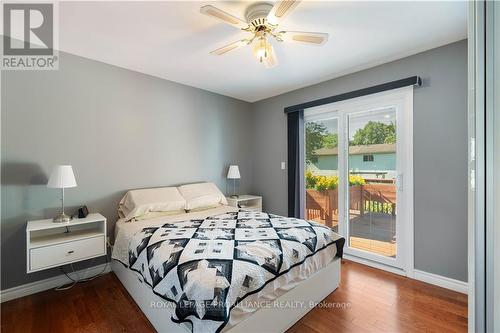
[54,251,110,291]
[54,219,113,291]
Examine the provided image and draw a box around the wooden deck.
[306,184,397,258]
[349,236,396,257]
[308,210,396,258]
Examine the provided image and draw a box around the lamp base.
[53,213,72,223]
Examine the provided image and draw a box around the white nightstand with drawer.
[26,213,107,273]
[226,195,262,212]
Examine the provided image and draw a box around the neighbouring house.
[309,143,396,179]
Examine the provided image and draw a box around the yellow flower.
[306,172,364,191]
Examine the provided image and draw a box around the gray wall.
[250,40,468,282]
[1,52,253,289]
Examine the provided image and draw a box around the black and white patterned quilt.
[122,210,345,333]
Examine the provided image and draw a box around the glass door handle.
[396,174,404,192]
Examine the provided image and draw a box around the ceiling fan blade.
[267,0,301,25]
[263,45,278,68]
[210,40,249,56]
[200,5,248,30]
[280,31,329,45]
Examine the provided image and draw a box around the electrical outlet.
[281,162,286,170]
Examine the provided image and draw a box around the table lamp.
[227,165,240,198]
[47,165,77,222]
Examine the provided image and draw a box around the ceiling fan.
[200,1,329,68]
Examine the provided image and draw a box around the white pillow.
[118,187,186,221]
[178,182,228,211]
[134,210,186,221]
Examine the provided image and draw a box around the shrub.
[315,175,338,191]
[348,175,366,186]
[305,172,365,191]
[305,170,317,189]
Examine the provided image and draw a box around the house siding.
[314,153,395,173]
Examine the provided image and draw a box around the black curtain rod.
[284,76,422,114]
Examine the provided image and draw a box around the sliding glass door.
[304,87,413,272]
[347,108,397,259]
[304,113,340,232]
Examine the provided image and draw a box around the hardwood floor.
[288,260,467,333]
[0,260,467,333]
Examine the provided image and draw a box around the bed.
[111,185,345,333]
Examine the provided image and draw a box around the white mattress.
[223,243,336,331]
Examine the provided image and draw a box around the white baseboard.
[344,254,468,294]
[0,263,112,303]
[413,269,468,294]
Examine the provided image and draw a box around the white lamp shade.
[227,165,241,179]
[47,165,77,188]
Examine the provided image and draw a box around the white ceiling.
[59,1,467,102]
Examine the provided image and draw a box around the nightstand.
[26,213,107,273]
[226,195,262,212]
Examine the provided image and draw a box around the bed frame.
[111,258,341,333]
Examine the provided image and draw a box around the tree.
[323,133,338,149]
[351,121,396,146]
[305,122,328,163]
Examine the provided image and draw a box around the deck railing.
[305,184,396,227]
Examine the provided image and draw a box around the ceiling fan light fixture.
[252,36,271,63]
[201,1,328,69]
[263,44,277,68]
